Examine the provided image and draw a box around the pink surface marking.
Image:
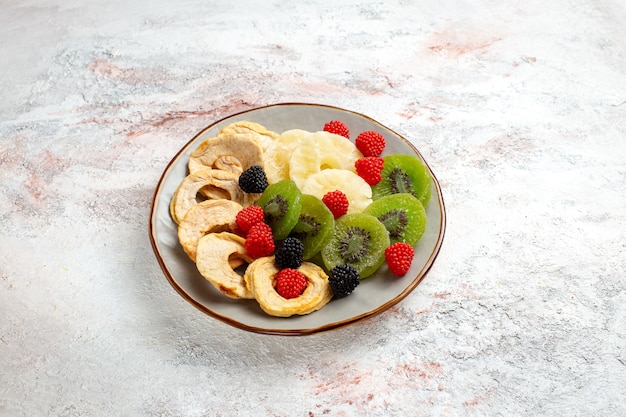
[426,27,502,57]
[434,284,480,301]
[72,90,258,138]
[397,101,442,121]
[309,360,373,397]
[462,396,483,407]
[145,95,259,130]
[293,80,355,96]
[301,357,444,413]
[1,133,30,170]
[479,133,537,161]
[88,59,164,85]
[23,150,71,200]
[400,360,443,380]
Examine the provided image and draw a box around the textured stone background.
[1,0,625,416]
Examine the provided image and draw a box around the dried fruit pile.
[169,120,431,317]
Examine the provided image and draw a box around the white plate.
[149,103,446,335]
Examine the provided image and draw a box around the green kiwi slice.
[289,194,335,260]
[321,213,390,279]
[256,179,302,240]
[363,193,426,246]
[371,154,432,207]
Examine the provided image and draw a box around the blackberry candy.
[328,264,360,298]
[239,165,269,193]
[274,237,304,269]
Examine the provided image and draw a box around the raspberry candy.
[245,222,275,258]
[235,205,265,234]
[274,268,308,299]
[323,120,350,139]
[355,131,386,157]
[322,190,349,219]
[355,157,384,185]
[385,242,415,276]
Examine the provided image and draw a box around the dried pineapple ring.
[301,168,373,214]
[288,131,363,188]
[188,134,264,175]
[244,257,333,317]
[178,199,242,261]
[195,232,255,299]
[218,121,279,152]
[263,129,310,184]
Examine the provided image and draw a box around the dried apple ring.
[177,199,242,261]
[197,168,260,207]
[188,134,264,175]
[218,120,279,152]
[195,232,254,299]
[244,257,333,317]
[169,169,217,224]
[170,168,259,224]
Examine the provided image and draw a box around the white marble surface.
[2,0,625,415]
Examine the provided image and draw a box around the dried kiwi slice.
[256,179,302,240]
[289,194,335,260]
[371,154,432,207]
[363,193,426,246]
[321,213,390,279]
